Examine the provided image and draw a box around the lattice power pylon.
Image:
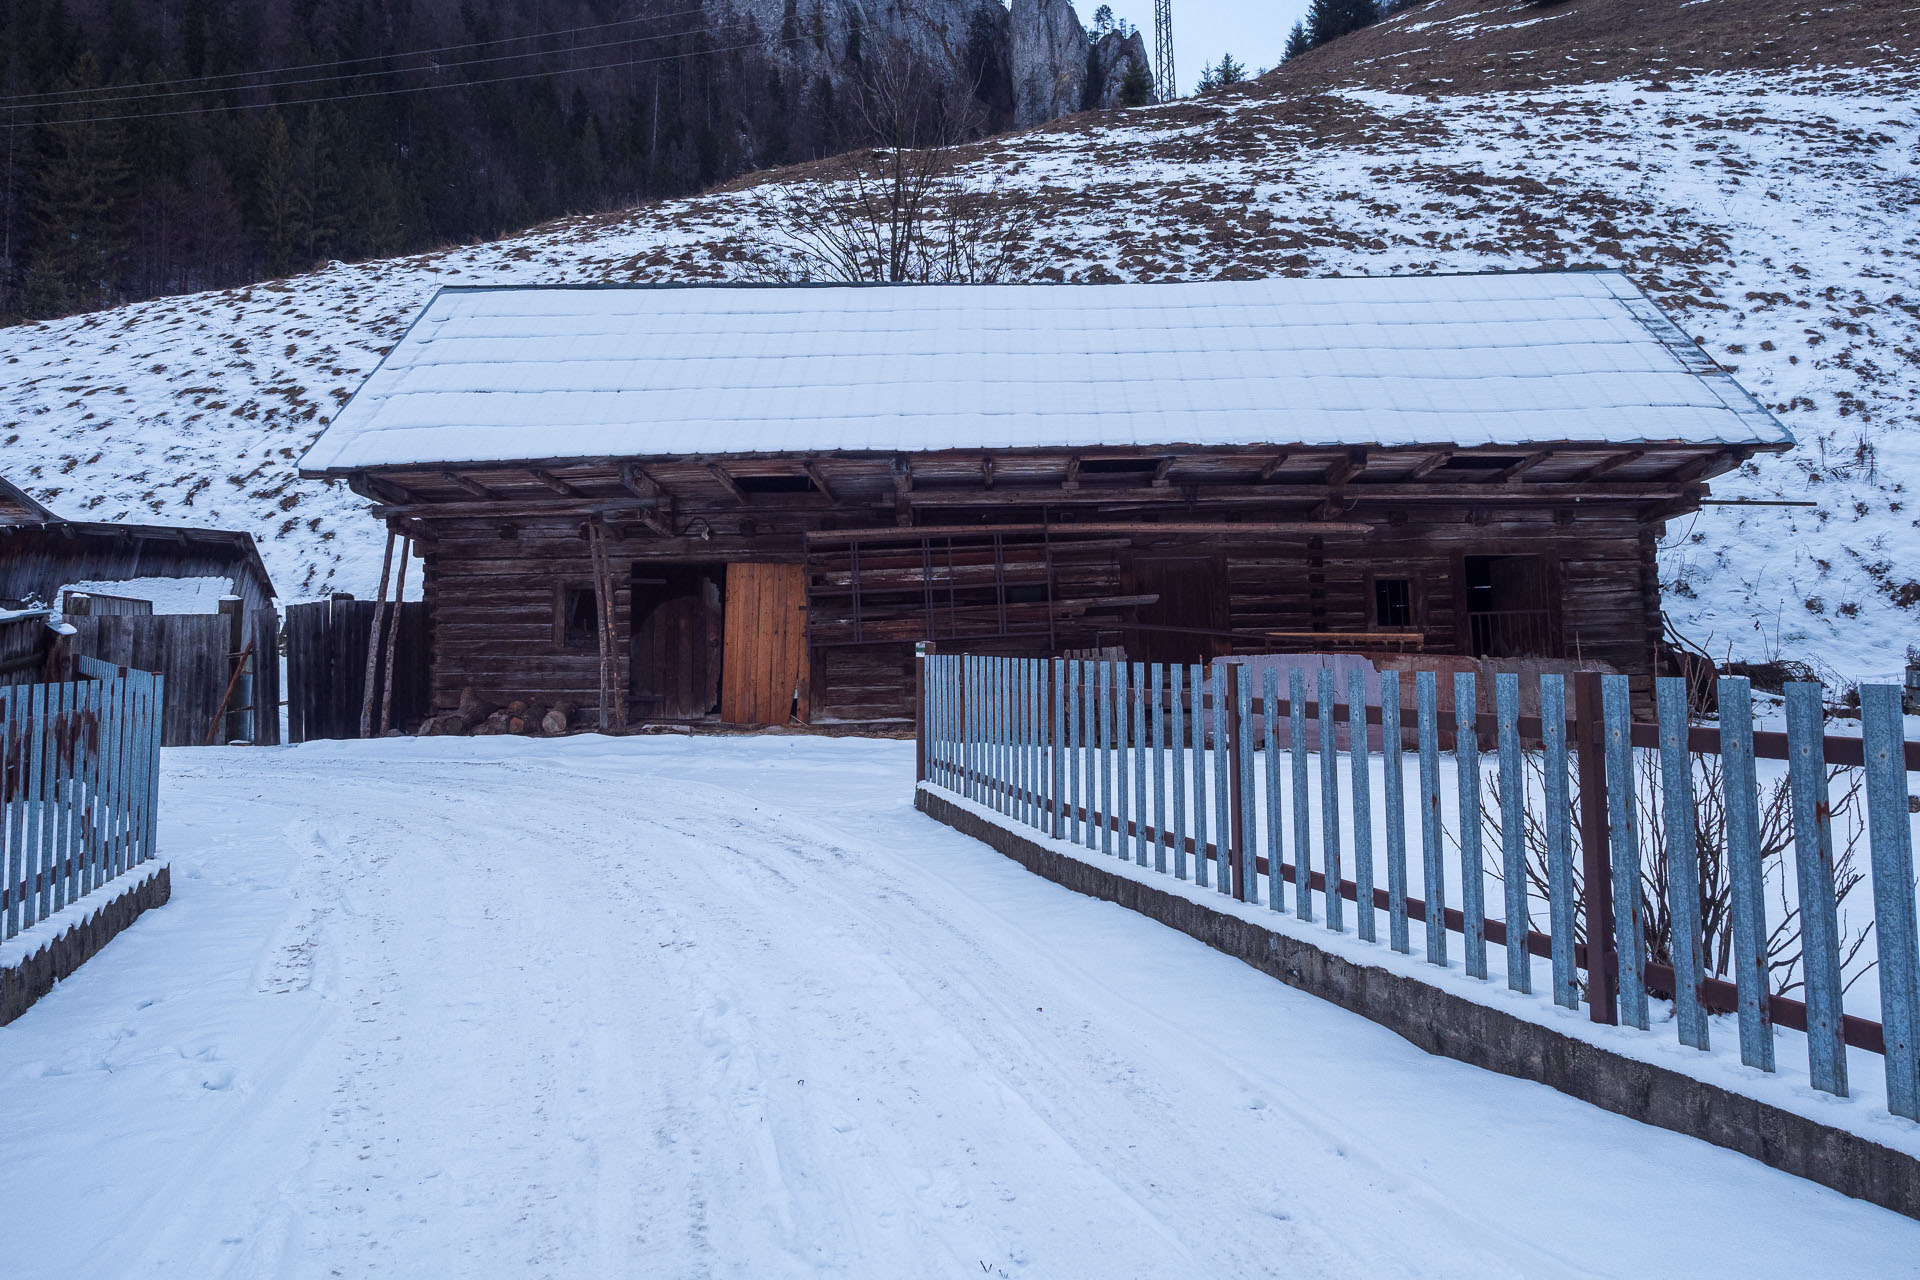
[1153,0,1175,101]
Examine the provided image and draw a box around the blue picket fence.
[0,657,164,942]
[918,653,1920,1123]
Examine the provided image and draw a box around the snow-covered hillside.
[3,35,1916,678]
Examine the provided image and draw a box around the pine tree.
[1117,58,1155,108]
[23,50,132,317]
[1284,21,1311,60]
[256,111,309,276]
[1305,0,1381,49]
[1216,53,1246,86]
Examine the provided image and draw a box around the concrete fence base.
[917,788,1920,1221]
[1,866,171,1026]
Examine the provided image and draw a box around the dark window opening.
[1004,584,1048,605]
[1374,578,1413,628]
[1463,555,1556,657]
[561,585,599,649]
[733,473,816,495]
[1439,454,1524,472]
[1077,457,1162,476]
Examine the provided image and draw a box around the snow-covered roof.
[299,272,1791,473]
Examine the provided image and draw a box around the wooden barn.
[0,476,281,743]
[299,272,1792,730]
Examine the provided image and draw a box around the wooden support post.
[1574,671,1618,1024]
[359,529,397,739]
[586,522,615,732]
[378,539,410,736]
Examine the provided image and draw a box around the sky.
[1093,0,1315,95]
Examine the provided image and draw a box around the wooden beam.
[1404,450,1453,481]
[805,521,1373,544]
[1664,449,1739,484]
[1062,455,1082,490]
[355,474,416,506]
[899,481,1686,507]
[369,496,666,520]
[1493,451,1551,483]
[804,460,837,502]
[528,468,581,498]
[1324,448,1368,487]
[1256,452,1290,482]
[1580,449,1645,481]
[619,462,663,498]
[441,470,497,499]
[892,456,914,527]
[706,462,747,504]
[1152,457,1177,488]
[982,456,995,489]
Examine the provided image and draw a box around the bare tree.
[744,46,1034,284]
[1475,722,1875,1003]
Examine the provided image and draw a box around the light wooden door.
[721,563,809,725]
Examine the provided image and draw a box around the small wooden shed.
[299,271,1792,730]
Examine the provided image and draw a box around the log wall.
[413,502,1663,728]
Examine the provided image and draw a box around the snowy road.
[4,735,1915,1278]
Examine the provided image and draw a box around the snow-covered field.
[2,60,1915,680]
[3,734,1915,1277]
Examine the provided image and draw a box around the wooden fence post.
[1574,670,1618,1025]
[914,643,927,785]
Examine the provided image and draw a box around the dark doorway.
[1124,555,1230,665]
[1463,554,1557,657]
[630,563,725,719]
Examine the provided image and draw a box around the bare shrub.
[1477,734,1874,1002]
[743,46,1034,284]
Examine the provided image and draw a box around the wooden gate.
[284,595,430,741]
[721,563,808,726]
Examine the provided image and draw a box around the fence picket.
[1113,662,1129,853]
[1418,671,1445,966]
[1170,665,1188,880]
[1290,667,1313,922]
[1861,684,1920,1120]
[1382,672,1410,955]
[1541,675,1577,1011]
[1658,677,1710,1050]
[1264,667,1285,914]
[32,680,51,924]
[1191,663,1209,889]
[1497,674,1529,993]
[50,678,70,914]
[1318,669,1343,932]
[4,687,21,937]
[1151,664,1167,873]
[1455,674,1486,979]
[1083,660,1099,850]
[1212,664,1232,897]
[0,688,11,937]
[1785,681,1849,1096]
[1717,675,1773,1070]
[1052,659,1066,839]
[1348,669,1375,944]
[1235,666,1255,902]
[1069,660,1085,844]
[1098,662,1114,856]
[1135,664,1150,866]
[1603,674,1650,1030]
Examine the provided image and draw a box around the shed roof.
[299,272,1791,474]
